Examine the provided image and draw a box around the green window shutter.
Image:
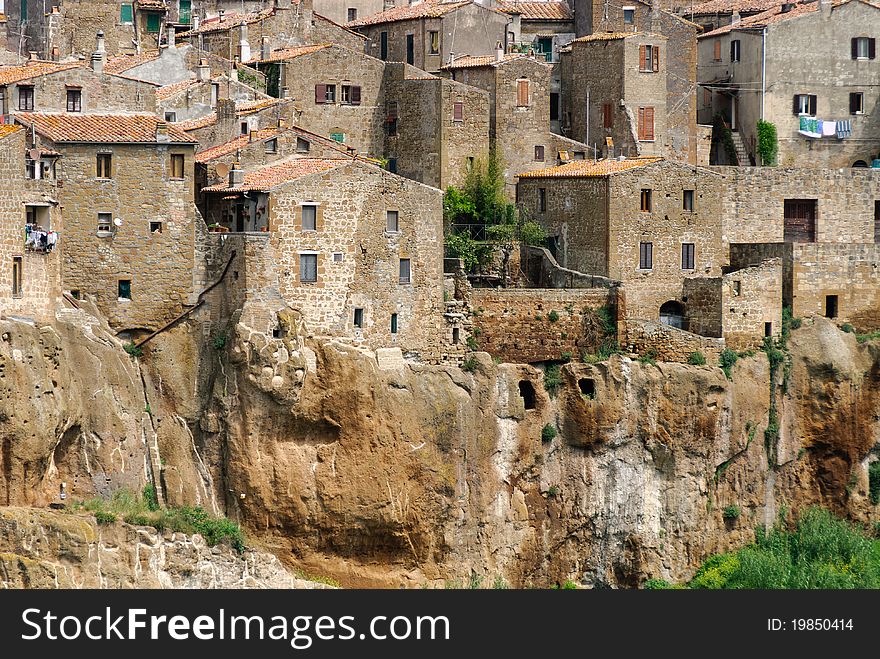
[146,13,161,33]
[179,0,191,25]
[120,4,133,24]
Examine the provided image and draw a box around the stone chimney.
[496,41,503,61]
[275,0,291,9]
[166,24,176,48]
[192,15,200,31]
[249,129,257,142]
[197,58,211,81]
[28,51,38,61]
[218,9,225,21]
[230,162,245,187]
[91,31,105,73]
[281,86,290,98]
[155,120,170,143]
[238,24,251,62]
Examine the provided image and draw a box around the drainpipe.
[760,27,766,121]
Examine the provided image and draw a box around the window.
[875,200,880,243]
[683,189,695,211]
[730,39,741,63]
[386,210,399,232]
[164,111,178,122]
[639,242,653,270]
[118,279,131,300]
[150,221,162,234]
[517,79,530,107]
[640,188,652,212]
[240,121,249,135]
[333,252,344,262]
[347,7,357,22]
[326,84,336,103]
[340,84,361,105]
[210,82,219,108]
[386,100,399,136]
[429,30,439,54]
[852,37,876,60]
[96,153,112,179]
[733,280,741,296]
[296,137,310,153]
[639,45,659,72]
[170,154,184,179]
[452,327,460,345]
[793,94,817,116]
[387,158,397,173]
[681,243,695,270]
[764,322,772,337]
[315,84,336,103]
[783,199,817,242]
[602,102,613,129]
[20,0,27,22]
[12,257,22,299]
[534,145,545,161]
[399,258,411,284]
[550,92,560,121]
[579,378,595,398]
[301,204,317,231]
[519,380,536,409]
[353,308,364,329]
[623,6,635,24]
[453,101,463,122]
[637,106,654,141]
[380,31,388,60]
[18,86,34,111]
[264,138,277,153]
[299,254,318,283]
[390,313,398,334]
[850,92,865,115]
[341,85,350,103]
[330,131,344,143]
[97,213,113,234]
[825,295,838,319]
[66,88,81,112]
[538,187,546,212]
[179,0,191,25]
[406,34,414,65]
[146,12,161,33]
[713,39,722,61]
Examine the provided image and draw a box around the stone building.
[698,0,880,167]
[12,112,200,331]
[314,0,389,26]
[560,32,668,160]
[443,51,589,194]
[177,95,295,149]
[496,1,575,62]
[516,157,727,325]
[200,156,457,360]
[0,124,62,323]
[563,0,700,164]
[680,0,783,32]
[156,65,270,123]
[347,0,510,74]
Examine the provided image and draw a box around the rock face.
[0,507,324,589]
[1,301,879,588]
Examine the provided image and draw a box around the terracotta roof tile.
[517,157,664,178]
[236,98,284,115]
[0,61,80,85]
[178,8,275,36]
[346,0,472,27]
[13,113,196,144]
[0,124,22,140]
[689,0,785,15]
[202,157,348,191]
[441,52,532,69]
[195,128,282,163]
[495,1,572,20]
[697,0,871,37]
[571,31,633,43]
[104,50,160,74]
[137,0,167,10]
[243,43,332,64]
[177,113,217,131]
[155,77,201,101]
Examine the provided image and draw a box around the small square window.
[302,204,317,231]
[240,122,249,135]
[325,84,336,103]
[733,280,741,296]
[386,210,399,232]
[534,145,545,161]
[683,189,695,211]
[97,212,113,234]
[118,279,132,300]
[97,153,112,179]
[640,189,652,212]
[164,111,177,122]
[850,92,865,115]
[347,7,357,22]
[264,138,277,153]
[399,258,411,284]
[353,307,364,328]
[170,154,185,179]
[333,252,344,262]
[296,137,310,153]
[18,86,34,111]
[66,88,81,112]
[623,7,634,24]
[300,254,318,283]
[149,221,162,234]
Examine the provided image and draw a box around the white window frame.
[856,36,870,60]
[299,202,319,232]
[298,251,319,283]
[623,6,635,24]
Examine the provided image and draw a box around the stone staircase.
[730,130,750,166]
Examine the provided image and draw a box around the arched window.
[659,301,686,329]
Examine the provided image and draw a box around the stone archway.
[659,300,686,330]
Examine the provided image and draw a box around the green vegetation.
[687,351,706,366]
[294,570,342,588]
[560,350,573,363]
[76,488,245,553]
[869,462,880,505]
[461,356,479,373]
[722,505,741,520]
[143,483,159,512]
[638,349,658,366]
[841,323,855,334]
[547,485,559,497]
[551,580,577,589]
[492,575,510,589]
[714,114,738,164]
[719,348,738,379]
[690,508,880,589]
[541,424,557,443]
[548,310,560,323]
[212,332,227,350]
[124,342,143,358]
[756,119,778,166]
[856,330,880,344]
[466,335,479,351]
[543,365,562,397]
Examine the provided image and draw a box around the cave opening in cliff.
[579,378,595,399]
[519,380,536,409]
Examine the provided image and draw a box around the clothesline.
[24,225,59,253]
[798,116,852,139]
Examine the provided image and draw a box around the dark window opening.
[681,243,695,270]
[272,328,282,338]
[640,188,652,212]
[550,93,560,121]
[659,300,685,329]
[353,308,364,329]
[296,137,310,153]
[519,380,536,410]
[874,200,880,243]
[66,88,81,112]
[12,256,22,298]
[96,153,112,179]
[406,34,414,65]
[534,145,545,161]
[149,221,162,234]
[391,313,398,334]
[578,378,595,399]
[825,295,838,319]
[18,86,34,111]
[118,279,132,300]
[538,187,546,212]
[452,327,460,344]
[783,199,817,242]
[70,289,81,299]
[380,31,388,60]
[347,7,357,22]
[399,258,411,284]
[639,241,653,269]
[764,322,772,337]
[683,189,694,211]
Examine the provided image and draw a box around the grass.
[548,310,560,323]
[212,332,227,350]
[541,424,557,443]
[856,330,880,344]
[687,351,706,366]
[124,342,143,358]
[293,570,342,588]
[869,462,880,505]
[719,348,738,379]
[466,335,479,351]
[582,339,622,364]
[74,487,246,553]
[638,348,658,366]
[461,356,479,373]
[543,365,563,397]
[722,505,741,520]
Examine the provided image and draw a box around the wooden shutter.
[870,38,876,59]
[639,107,654,140]
[652,46,659,72]
[638,107,645,140]
[852,37,859,59]
[453,101,463,121]
[350,85,361,105]
[850,92,860,114]
[808,95,817,116]
[713,40,721,60]
[603,103,612,129]
[793,94,800,115]
[517,79,529,106]
[639,45,646,70]
[315,84,326,104]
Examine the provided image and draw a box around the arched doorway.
[852,160,868,168]
[659,301,686,329]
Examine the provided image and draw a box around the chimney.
[91,31,105,73]
[496,41,503,61]
[192,16,200,31]
[96,30,105,54]
[731,10,741,24]
[281,86,290,98]
[197,58,210,81]
[218,9,225,21]
[238,24,251,62]
[155,120,170,143]
[780,3,794,12]
[261,37,271,61]
[28,51,38,61]
[249,129,257,142]
[166,24,176,48]
[230,162,245,187]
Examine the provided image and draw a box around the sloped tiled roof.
[202,157,348,192]
[688,0,785,15]
[0,124,22,140]
[178,8,275,36]
[236,98,284,116]
[517,157,664,178]
[571,32,634,43]
[195,127,282,163]
[441,52,534,69]
[698,0,873,37]
[496,1,573,20]
[244,44,332,64]
[13,113,196,144]
[346,0,472,27]
[177,113,217,131]
[156,77,201,101]
[104,50,161,75]
[0,61,80,86]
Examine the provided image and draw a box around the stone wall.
[722,257,783,350]
[314,0,387,26]
[469,287,619,364]
[523,245,619,289]
[681,276,722,337]
[625,319,724,364]
[55,142,199,331]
